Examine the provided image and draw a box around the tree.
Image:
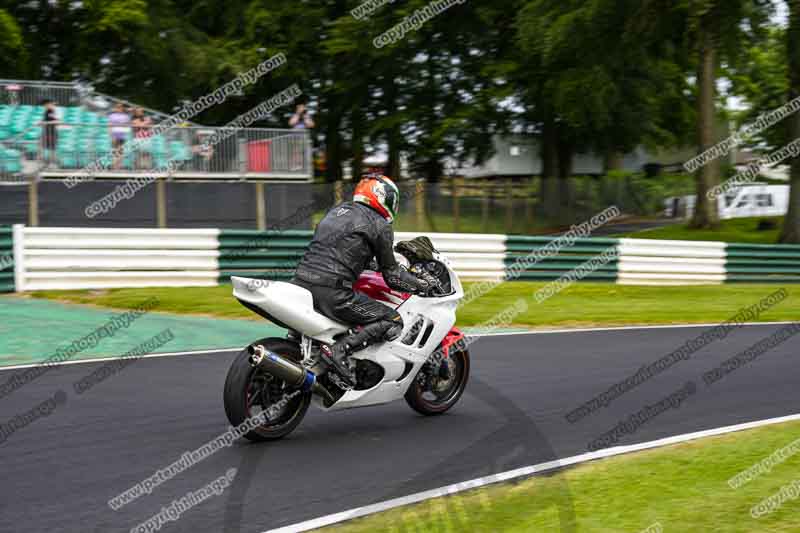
[782,0,800,243]
[0,9,24,76]
[676,0,773,228]
[516,0,694,221]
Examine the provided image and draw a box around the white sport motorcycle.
[223,249,470,441]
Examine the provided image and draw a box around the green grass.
[321,420,800,533]
[28,286,254,320]
[316,202,558,236]
[618,217,785,244]
[29,282,800,328]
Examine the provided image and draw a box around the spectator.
[289,103,315,129]
[108,103,131,169]
[289,103,313,171]
[131,107,153,138]
[131,107,153,169]
[192,130,215,172]
[39,99,60,169]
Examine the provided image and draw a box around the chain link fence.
[0,175,694,232]
[309,175,694,235]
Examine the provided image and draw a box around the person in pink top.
[108,103,131,169]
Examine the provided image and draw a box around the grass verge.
[617,216,784,244]
[27,282,800,328]
[320,420,800,533]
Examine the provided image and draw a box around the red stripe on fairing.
[440,328,464,359]
[354,271,410,308]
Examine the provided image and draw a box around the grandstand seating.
[0,104,194,173]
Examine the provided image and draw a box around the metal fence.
[309,176,694,235]
[0,175,696,232]
[0,79,180,123]
[2,122,311,180]
[0,80,313,181]
[0,80,81,107]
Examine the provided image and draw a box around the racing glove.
[382,264,432,295]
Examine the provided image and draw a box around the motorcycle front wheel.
[223,337,311,441]
[405,345,470,415]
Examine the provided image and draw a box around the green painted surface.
[0,296,284,367]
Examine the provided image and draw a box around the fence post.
[334,180,343,204]
[28,178,38,227]
[481,179,490,233]
[156,179,167,228]
[505,178,514,233]
[525,177,534,233]
[416,181,425,231]
[255,182,266,230]
[452,178,460,232]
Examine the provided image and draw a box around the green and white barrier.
[616,238,726,285]
[725,242,800,283]
[4,226,800,291]
[12,226,219,291]
[505,236,620,282]
[0,225,13,293]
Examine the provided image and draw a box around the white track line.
[475,321,798,337]
[0,348,241,372]
[1,322,795,372]
[265,412,800,533]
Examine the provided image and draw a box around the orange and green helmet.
[353,174,400,222]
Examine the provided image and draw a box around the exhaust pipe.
[248,345,337,405]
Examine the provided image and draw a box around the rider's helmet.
[353,174,400,222]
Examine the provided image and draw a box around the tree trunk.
[604,150,624,173]
[325,110,343,183]
[385,77,402,180]
[557,137,574,224]
[690,19,721,229]
[781,0,800,243]
[541,117,560,220]
[424,158,442,183]
[350,98,365,181]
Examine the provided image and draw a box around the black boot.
[321,323,388,385]
[320,342,355,385]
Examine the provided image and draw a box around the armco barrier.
[505,236,619,282]
[216,231,508,282]
[617,238,727,285]
[3,227,800,291]
[0,225,14,292]
[217,229,311,283]
[15,227,219,291]
[725,242,800,283]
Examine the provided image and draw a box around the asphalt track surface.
[1,324,799,533]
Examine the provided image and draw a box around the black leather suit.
[292,201,429,347]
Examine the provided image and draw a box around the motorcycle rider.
[292,174,435,384]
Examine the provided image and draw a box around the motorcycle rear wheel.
[405,346,470,415]
[223,337,311,441]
